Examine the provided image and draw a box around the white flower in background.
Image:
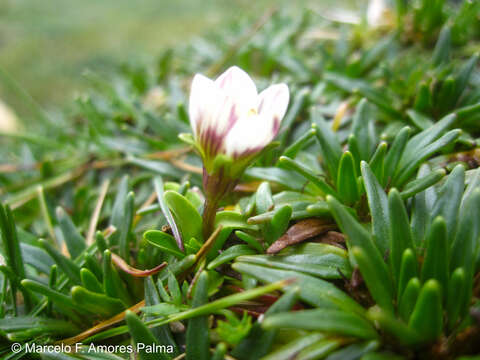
[0,100,19,133]
[188,66,289,173]
[367,0,389,27]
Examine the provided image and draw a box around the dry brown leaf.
[266,218,336,254]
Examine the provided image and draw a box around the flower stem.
[202,196,219,239]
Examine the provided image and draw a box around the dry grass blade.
[86,179,110,245]
[111,253,167,277]
[59,300,145,345]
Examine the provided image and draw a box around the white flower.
[188,66,289,165]
[367,0,388,27]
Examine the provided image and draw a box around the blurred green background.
[0,0,359,115]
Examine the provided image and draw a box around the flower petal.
[224,113,277,158]
[215,66,258,111]
[189,74,216,137]
[256,83,290,136]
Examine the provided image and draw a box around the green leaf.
[263,308,377,339]
[20,243,54,275]
[431,164,465,243]
[0,316,80,338]
[39,239,81,285]
[215,311,252,345]
[144,230,185,259]
[235,231,264,252]
[154,176,184,251]
[211,343,227,360]
[397,249,418,302]
[412,85,433,115]
[109,175,129,247]
[403,113,456,157]
[282,127,316,159]
[408,279,443,342]
[71,286,125,317]
[352,247,394,314]
[446,267,466,330]
[215,211,257,231]
[326,195,393,306]
[279,156,337,196]
[450,188,480,316]
[255,181,273,215]
[297,338,343,360]
[312,110,343,182]
[0,204,29,309]
[323,340,380,360]
[157,254,196,283]
[232,261,365,316]
[236,242,351,279]
[395,129,461,186]
[20,279,86,322]
[265,205,292,244]
[245,167,310,192]
[102,250,131,306]
[144,277,178,353]
[80,268,103,293]
[164,190,203,243]
[352,99,374,161]
[368,142,387,185]
[421,217,448,293]
[454,53,478,100]
[232,288,299,360]
[432,25,451,66]
[367,306,419,346]
[410,165,433,245]
[388,188,415,285]
[207,245,256,270]
[167,271,182,306]
[337,152,359,205]
[399,168,445,199]
[398,277,421,322]
[125,310,170,360]
[261,333,325,360]
[361,161,390,255]
[278,87,310,143]
[186,271,210,360]
[56,207,86,260]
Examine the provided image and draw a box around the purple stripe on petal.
[257,98,265,113]
[272,117,280,136]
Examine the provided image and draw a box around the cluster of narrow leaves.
[1,0,480,359]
